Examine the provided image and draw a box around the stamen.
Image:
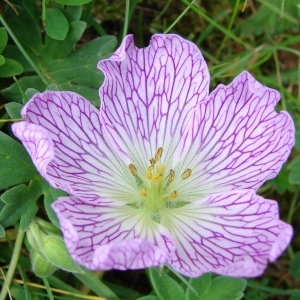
[150,158,156,165]
[152,173,163,181]
[168,169,175,183]
[147,166,154,179]
[140,187,147,197]
[129,164,138,176]
[169,190,178,200]
[154,147,163,163]
[181,168,192,180]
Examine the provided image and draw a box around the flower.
[12,34,294,278]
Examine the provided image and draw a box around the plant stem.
[0,228,25,300]
[123,0,130,39]
[164,0,197,34]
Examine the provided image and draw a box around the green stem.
[181,0,250,50]
[215,0,240,59]
[164,0,197,34]
[122,0,130,39]
[0,228,25,300]
[0,13,49,85]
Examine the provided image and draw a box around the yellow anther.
[181,168,192,180]
[152,173,163,181]
[154,147,163,163]
[129,164,138,176]
[147,166,154,179]
[168,169,175,183]
[140,187,147,197]
[169,190,178,200]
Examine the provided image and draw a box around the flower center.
[128,147,192,213]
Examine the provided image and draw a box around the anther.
[140,187,147,197]
[150,158,156,165]
[169,190,178,200]
[152,173,163,181]
[181,168,192,180]
[147,166,154,179]
[168,169,175,183]
[129,164,138,176]
[154,147,163,163]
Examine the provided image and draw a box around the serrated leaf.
[149,268,186,300]
[0,132,38,189]
[0,180,42,230]
[5,102,23,119]
[45,8,69,40]
[0,58,23,77]
[42,235,83,273]
[55,0,93,5]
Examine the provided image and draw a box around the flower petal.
[12,91,135,204]
[52,196,176,270]
[160,189,291,277]
[98,34,209,169]
[175,71,294,198]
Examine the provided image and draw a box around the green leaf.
[0,76,45,104]
[186,273,211,300]
[55,0,93,5]
[45,8,69,40]
[0,55,5,66]
[0,132,38,189]
[0,27,8,54]
[289,157,300,185]
[0,58,23,77]
[44,20,86,59]
[138,296,160,300]
[63,5,82,22]
[42,235,83,273]
[187,275,246,300]
[0,180,42,230]
[290,252,300,280]
[0,225,4,238]
[5,102,23,119]
[149,268,186,300]
[75,270,118,299]
[295,131,300,151]
[43,183,67,228]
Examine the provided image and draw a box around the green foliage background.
[0,0,299,299]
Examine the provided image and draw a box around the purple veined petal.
[174,71,294,198]
[12,91,136,204]
[52,196,176,270]
[160,189,291,277]
[98,34,210,170]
